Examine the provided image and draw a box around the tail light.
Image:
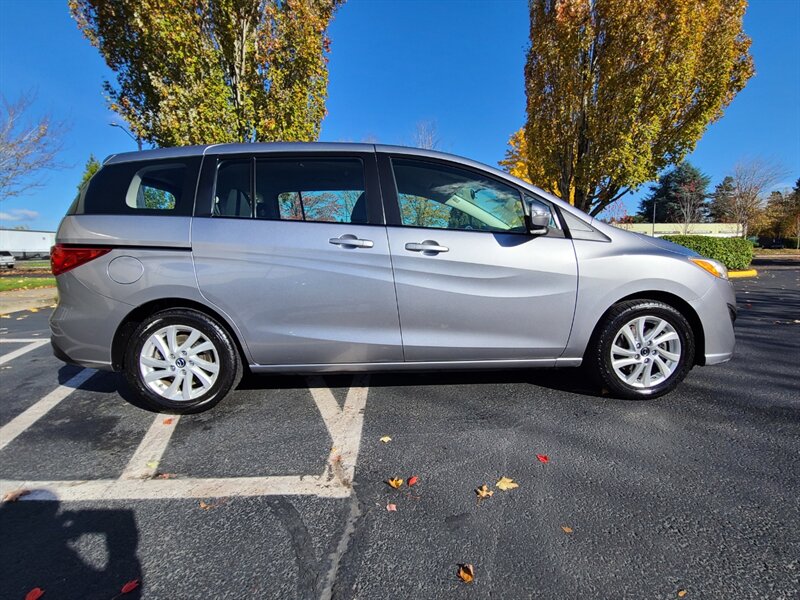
[51,244,111,276]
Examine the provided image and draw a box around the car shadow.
[0,495,142,600]
[237,366,605,398]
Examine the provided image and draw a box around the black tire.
[588,300,695,400]
[124,308,242,414]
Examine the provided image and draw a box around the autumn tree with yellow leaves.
[502,0,753,215]
[69,0,343,147]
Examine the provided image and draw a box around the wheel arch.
[112,298,250,371]
[585,291,706,366]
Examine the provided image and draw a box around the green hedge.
[661,235,753,270]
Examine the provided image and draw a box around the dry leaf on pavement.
[561,525,573,534]
[155,473,177,479]
[496,476,519,491]
[475,485,494,500]
[24,587,44,600]
[379,435,392,443]
[457,564,475,584]
[386,503,397,512]
[387,477,403,489]
[3,489,30,502]
[120,579,140,594]
[163,418,174,425]
[677,590,687,598]
[407,475,419,487]
[536,454,550,463]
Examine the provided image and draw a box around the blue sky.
[1,0,798,231]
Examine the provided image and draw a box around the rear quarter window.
[73,157,201,216]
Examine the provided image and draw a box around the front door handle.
[405,240,449,254]
[329,234,374,249]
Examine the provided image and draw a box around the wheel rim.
[610,316,682,389]
[139,325,220,401]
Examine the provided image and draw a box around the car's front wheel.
[124,308,242,413]
[589,300,695,400]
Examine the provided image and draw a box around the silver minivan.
[51,143,736,413]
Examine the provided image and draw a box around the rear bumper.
[49,272,129,371]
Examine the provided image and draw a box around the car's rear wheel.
[124,308,242,413]
[590,300,695,399]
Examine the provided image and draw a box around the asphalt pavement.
[0,266,798,599]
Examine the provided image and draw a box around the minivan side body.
[51,143,736,412]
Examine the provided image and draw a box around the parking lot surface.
[1,264,798,599]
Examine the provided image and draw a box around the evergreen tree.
[637,163,711,224]
[709,176,736,222]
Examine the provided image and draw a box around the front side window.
[255,159,367,224]
[392,159,526,233]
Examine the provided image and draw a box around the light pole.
[110,123,142,151]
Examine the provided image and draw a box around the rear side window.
[255,159,367,224]
[73,157,201,216]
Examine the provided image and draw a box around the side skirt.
[248,357,582,374]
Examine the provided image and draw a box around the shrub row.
[661,235,753,271]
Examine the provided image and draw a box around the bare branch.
[412,120,440,150]
[0,93,67,201]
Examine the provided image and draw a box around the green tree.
[709,176,736,222]
[76,154,101,192]
[764,178,800,246]
[517,0,753,215]
[637,163,710,225]
[69,0,343,147]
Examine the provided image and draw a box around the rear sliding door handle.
[329,235,374,249]
[405,241,449,254]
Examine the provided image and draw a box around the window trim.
[380,154,536,236]
[197,152,385,226]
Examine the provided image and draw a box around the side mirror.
[528,209,550,235]
[524,195,551,235]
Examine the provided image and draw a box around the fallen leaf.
[199,500,211,510]
[536,454,550,464]
[155,473,176,479]
[146,460,158,470]
[475,484,494,500]
[408,475,419,487]
[387,477,403,489]
[25,587,44,600]
[379,436,392,443]
[561,525,573,534]
[29,308,39,313]
[120,579,140,594]
[496,476,519,491]
[457,564,475,584]
[3,489,30,502]
[386,503,397,512]
[163,418,173,425]
[677,590,687,598]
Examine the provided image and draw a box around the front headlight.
[689,257,729,280]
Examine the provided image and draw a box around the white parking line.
[120,414,182,479]
[0,368,96,451]
[309,375,369,487]
[0,475,350,501]
[1,375,369,501]
[0,339,49,365]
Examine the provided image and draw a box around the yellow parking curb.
[728,269,758,278]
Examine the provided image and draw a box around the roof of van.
[103,142,486,169]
